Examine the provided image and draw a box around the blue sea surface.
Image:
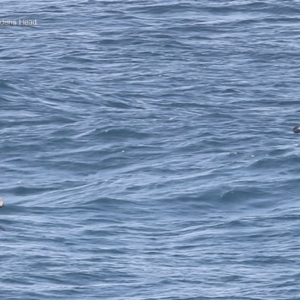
[1,1,300,299]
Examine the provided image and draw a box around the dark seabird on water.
[294,125,300,133]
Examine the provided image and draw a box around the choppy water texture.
[1,1,300,299]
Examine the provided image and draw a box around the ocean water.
[1,1,300,299]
